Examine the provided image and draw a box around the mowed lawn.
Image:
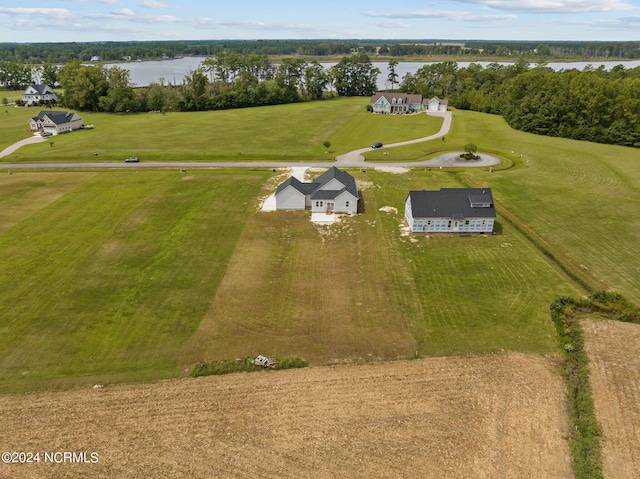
[1,97,441,163]
[0,170,270,392]
[184,168,581,366]
[368,109,640,304]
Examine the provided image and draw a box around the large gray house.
[405,188,496,234]
[275,167,359,214]
[370,92,423,114]
[29,111,84,135]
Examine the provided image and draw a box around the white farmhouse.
[405,188,495,234]
[370,92,423,114]
[29,111,84,135]
[22,84,58,106]
[275,166,359,214]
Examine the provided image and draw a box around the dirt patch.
[583,319,640,479]
[374,166,409,174]
[0,352,571,479]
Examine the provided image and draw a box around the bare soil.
[0,352,572,479]
[583,319,640,479]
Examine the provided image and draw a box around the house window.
[345,201,349,207]
[392,98,396,104]
[398,98,403,104]
[448,220,452,228]
[427,220,431,225]
[465,220,469,225]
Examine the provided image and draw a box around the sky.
[0,0,639,43]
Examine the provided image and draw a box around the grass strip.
[550,291,640,479]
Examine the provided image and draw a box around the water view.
[106,56,640,90]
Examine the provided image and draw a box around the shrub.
[190,356,307,378]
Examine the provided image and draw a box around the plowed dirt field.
[0,352,572,479]
[583,319,640,479]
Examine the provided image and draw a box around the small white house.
[275,166,359,214]
[370,92,423,114]
[22,84,58,106]
[405,188,495,234]
[427,97,448,111]
[29,111,84,134]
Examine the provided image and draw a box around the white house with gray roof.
[22,84,58,106]
[370,92,423,114]
[275,167,359,214]
[405,188,495,234]
[427,97,449,111]
[29,111,83,135]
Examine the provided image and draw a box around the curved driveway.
[0,134,44,160]
[1,111,501,170]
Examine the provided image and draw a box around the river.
[105,57,640,89]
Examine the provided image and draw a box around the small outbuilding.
[405,188,495,234]
[427,97,448,111]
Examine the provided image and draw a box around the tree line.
[53,53,379,113]
[2,39,640,63]
[4,51,639,148]
[400,60,640,147]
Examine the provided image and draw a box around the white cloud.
[364,9,463,20]
[364,9,517,23]
[139,0,169,8]
[113,8,136,17]
[454,0,636,13]
[371,20,411,29]
[0,8,75,20]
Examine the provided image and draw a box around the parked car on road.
[124,157,140,163]
[371,142,383,149]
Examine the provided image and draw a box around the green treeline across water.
[3,50,640,148]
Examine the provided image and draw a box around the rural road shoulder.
[1,110,500,170]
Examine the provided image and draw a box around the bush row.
[190,356,307,378]
[550,291,639,479]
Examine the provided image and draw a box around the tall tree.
[99,66,136,112]
[59,59,108,111]
[332,52,379,97]
[387,59,399,91]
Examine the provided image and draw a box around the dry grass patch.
[0,352,572,479]
[583,319,640,479]
[183,201,424,365]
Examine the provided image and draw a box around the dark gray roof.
[408,188,496,219]
[275,166,359,201]
[26,84,53,95]
[311,188,347,200]
[311,166,359,199]
[275,176,316,195]
[32,111,79,126]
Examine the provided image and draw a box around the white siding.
[275,186,306,210]
[404,196,414,229]
[410,216,493,233]
[311,191,358,214]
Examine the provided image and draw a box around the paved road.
[1,110,501,170]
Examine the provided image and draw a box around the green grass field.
[1,100,639,393]
[1,97,442,162]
